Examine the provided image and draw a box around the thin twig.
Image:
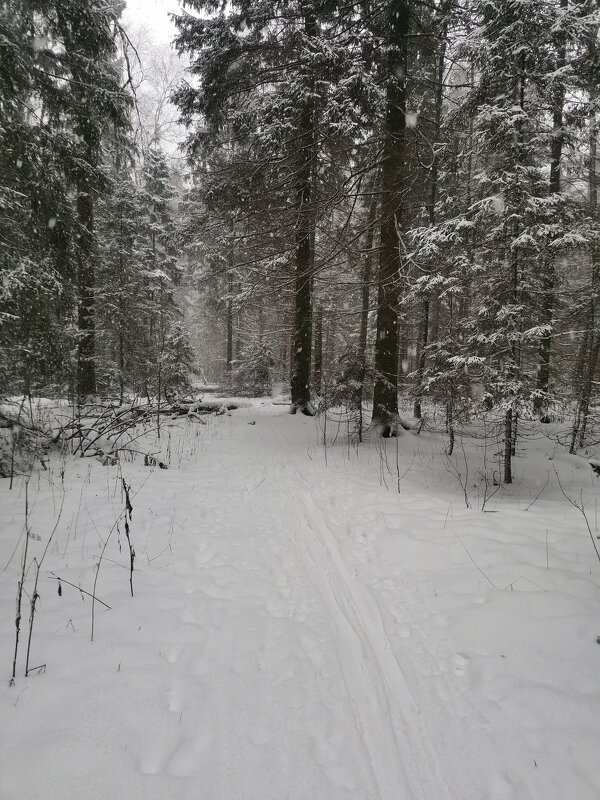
[553,466,600,567]
[524,473,550,512]
[48,574,111,610]
[11,483,30,684]
[454,531,496,588]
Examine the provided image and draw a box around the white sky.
[123,0,183,44]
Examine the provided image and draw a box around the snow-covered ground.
[1,401,600,800]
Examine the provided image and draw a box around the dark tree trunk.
[118,217,125,404]
[290,9,316,415]
[413,300,429,419]
[359,189,378,376]
[578,334,600,449]
[313,306,323,395]
[356,187,378,440]
[572,256,600,453]
[258,298,265,343]
[535,0,567,420]
[326,311,337,381]
[502,56,529,484]
[76,190,96,399]
[504,407,513,484]
[414,16,447,420]
[226,221,235,374]
[226,272,234,375]
[372,1,409,435]
[571,27,599,451]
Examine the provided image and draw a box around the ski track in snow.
[290,469,451,800]
[2,402,600,800]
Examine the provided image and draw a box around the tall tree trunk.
[326,310,337,382]
[504,407,513,484]
[118,210,125,404]
[571,25,600,450]
[313,306,323,395]
[414,11,448,421]
[226,272,234,375]
[226,220,235,375]
[413,303,429,419]
[358,187,379,432]
[258,298,265,343]
[290,8,316,415]
[578,335,600,448]
[76,189,96,399]
[535,0,567,420]
[359,191,378,367]
[55,9,102,401]
[372,1,409,435]
[503,59,528,485]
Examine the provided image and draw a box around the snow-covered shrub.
[323,346,373,412]
[231,342,273,397]
[162,321,196,399]
[319,346,378,441]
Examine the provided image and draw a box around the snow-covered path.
[2,402,600,800]
[131,414,451,799]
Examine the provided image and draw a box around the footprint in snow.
[165,645,179,664]
[200,583,234,600]
[167,727,213,777]
[266,598,289,618]
[139,742,170,776]
[167,681,192,714]
[453,653,470,677]
[193,540,218,567]
[181,605,201,625]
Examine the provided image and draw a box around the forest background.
[2,0,600,482]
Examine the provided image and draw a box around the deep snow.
[1,400,600,799]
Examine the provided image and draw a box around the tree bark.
[535,0,567,420]
[226,272,234,375]
[359,188,378,378]
[504,407,513,484]
[290,8,316,414]
[414,13,447,420]
[413,301,429,419]
[571,24,600,450]
[76,189,97,398]
[313,306,323,395]
[372,1,409,435]
[225,219,235,375]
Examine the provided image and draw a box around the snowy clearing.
[2,401,600,800]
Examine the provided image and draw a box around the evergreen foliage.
[0,1,194,405]
[3,0,600,482]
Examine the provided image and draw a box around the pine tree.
[0,0,130,399]
[96,154,151,398]
[53,1,131,398]
[142,147,183,400]
[370,1,411,433]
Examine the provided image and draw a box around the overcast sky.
[123,0,183,44]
